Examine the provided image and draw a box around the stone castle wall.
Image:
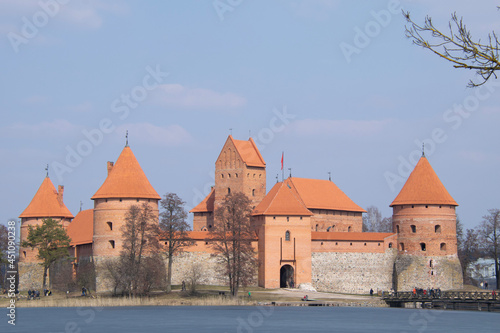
[312,249,398,294]
[394,254,463,291]
[18,262,45,290]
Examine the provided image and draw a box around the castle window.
[378,243,380,246]
[247,173,249,178]
[348,226,351,232]
[411,225,416,233]
[285,231,290,241]
[228,173,231,178]
[425,205,428,208]
[396,225,400,233]
[259,174,262,178]
[137,199,139,202]
[205,242,209,245]
[208,225,212,229]
[327,227,331,232]
[23,251,26,258]
[435,225,441,233]
[105,199,108,203]
[440,243,447,251]
[107,222,113,231]
[252,189,255,196]
[331,225,335,231]
[300,217,302,220]
[235,173,238,178]
[109,240,115,249]
[315,224,319,231]
[273,216,276,220]
[119,198,122,202]
[286,216,289,222]
[420,243,426,251]
[412,205,414,208]
[439,205,442,208]
[350,243,352,246]
[388,243,393,248]
[364,243,367,246]
[429,260,433,268]
[321,242,324,245]
[221,174,224,178]
[335,242,338,245]
[228,187,231,194]
[253,174,256,178]
[399,243,404,251]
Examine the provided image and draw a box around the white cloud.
[3,119,79,138]
[286,118,394,137]
[152,84,246,110]
[116,123,193,147]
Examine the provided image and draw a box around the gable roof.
[390,156,458,207]
[189,188,215,213]
[19,177,74,219]
[91,146,161,200]
[286,177,366,213]
[218,135,265,168]
[67,209,94,246]
[252,182,313,216]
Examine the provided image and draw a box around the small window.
[378,243,380,246]
[235,173,238,178]
[364,243,367,246]
[435,225,441,233]
[285,231,290,241]
[205,242,208,245]
[136,199,139,202]
[348,226,351,232]
[119,198,122,202]
[331,225,335,231]
[247,173,249,178]
[420,243,426,251]
[388,243,393,249]
[286,216,289,222]
[411,205,414,208]
[253,174,256,178]
[396,225,400,233]
[315,224,319,231]
[335,242,338,245]
[273,216,276,220]
[440,243,447,251]
[23,251,27,258]
[228,173,231,178]
[429,260,433,268]
[228,187,231,194]
[399,243,404,251]
[109,240,115,249]
[107,222,113,231]
[221,174,224,178]
[327,227,331,232]
[208,225,212,229]
[411,225,416,233]
[300,217,302,220]
[425,205,428,208]
[252,189,255,196]
[350,243,352,246]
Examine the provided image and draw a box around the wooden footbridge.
[382,291,500,312]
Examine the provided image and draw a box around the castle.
[18,135,463,293]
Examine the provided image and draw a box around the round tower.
[391,155,462,291]
[91,144,160,291]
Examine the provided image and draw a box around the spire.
[45,164,49,178]
[390,156,458,206]
[422,143,425,157]
[328,171,331,181]
[19,177,74,218]
[125,130,129,147]
[91,145,161,200]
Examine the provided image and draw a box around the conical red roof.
[19,177,74,218]
[190,188,215,213]
[390,156,458,206]
[91,146,161,200]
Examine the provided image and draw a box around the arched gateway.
[280,265,294,288]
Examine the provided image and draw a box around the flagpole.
[281,151,284,181]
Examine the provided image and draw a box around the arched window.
[396,225,400,233]
[388,243,392,249]
[435,225,441,233]
[285,231,290,241]
[107,222,113,231]
[411,225,416,233]
[440,243,447,251]
[252,189,255,196]
[399,242,404,251]
[420,243,426,251]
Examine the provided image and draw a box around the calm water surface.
[1,306,498,333]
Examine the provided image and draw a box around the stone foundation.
[394,254,463,291]
[312,249,398,294]
[18,262,45,290]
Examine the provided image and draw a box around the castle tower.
[191,135,266,231]
[391,155,462,291]
[19,175,74,263]
[91,144,160,291]
[252,181,313,288]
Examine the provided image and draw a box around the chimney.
[57,185,64,205]
[107,161,114,176]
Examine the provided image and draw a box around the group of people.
[412,287,442,298]
[27,289,40,300]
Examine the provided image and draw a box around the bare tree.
[403,9,500,87]
[120,203,161,297]
[159,193,192,293]
[186,262,204,295]
[478,209,500,289]
[362,206,392,232]
[212,192,256,297]
[456,216,481,285]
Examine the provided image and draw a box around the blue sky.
[1,0,499,231]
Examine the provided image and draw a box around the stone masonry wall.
[19,262,45,290]
[394,254,463,291]
[312,249,398,294]
[169,252,226,286]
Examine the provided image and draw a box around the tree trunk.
[167,252,173,293]
[42,265,48,289]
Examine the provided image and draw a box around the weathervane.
[229,128,233,136]
[422,143,425,157]
[45,164,49,177]
[328,171,331,181]
[288,168,292,178]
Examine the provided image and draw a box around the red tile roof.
[91,146,161,200]
[287,177,366,213]
[252,182,313,216]
[311,231,394,242]
[19,177,74,219]
[229,135,266,168]
[67,209,94,246]
[189,188,215,213]
[390,156,458,206]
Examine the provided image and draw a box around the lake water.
[1,305,498,333]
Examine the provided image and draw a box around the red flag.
[281,152,284,170]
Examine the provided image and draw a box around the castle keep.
[18,135,463,293]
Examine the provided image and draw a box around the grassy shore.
[0,285,385,308]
